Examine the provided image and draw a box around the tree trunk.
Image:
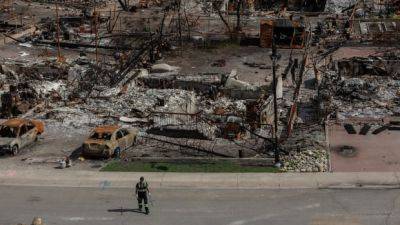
[213,0,232,37]
[235,0,243,32]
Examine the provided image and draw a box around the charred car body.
[0,118,44,155]
[82,125,138,158]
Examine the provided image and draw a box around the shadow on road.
[108,208,147,215]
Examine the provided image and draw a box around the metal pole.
[177,0,183,48]
[270,36,281,168]
[94,6,99,65]
[55,1,62,62]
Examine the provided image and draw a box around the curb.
[0,170,399,189]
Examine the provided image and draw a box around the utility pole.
[93,6,99,65]
[270,35,282,168]
[177,0,183,48]
[55,1,63,62]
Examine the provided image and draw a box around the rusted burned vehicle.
[82,125,139,158]
[0,118,44,155]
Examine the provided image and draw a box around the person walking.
[135,176,150,214]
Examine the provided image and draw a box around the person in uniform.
[135,176,150,214]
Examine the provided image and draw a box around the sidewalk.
[0,169,399,189]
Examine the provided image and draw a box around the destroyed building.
[260,16,306,48]
[0,0,398,173]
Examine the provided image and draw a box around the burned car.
[0,118,44,155]
[82,125,139,158]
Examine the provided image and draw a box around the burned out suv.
[82,125,138,158]
[0,118,44,155]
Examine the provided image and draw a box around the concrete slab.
[328,123,400,172]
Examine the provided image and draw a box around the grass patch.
[101,161,280,173]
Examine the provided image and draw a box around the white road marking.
[297,203,321,210]
[61,217,115,221]
[229,213,278,225]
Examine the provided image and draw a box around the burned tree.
[204,0,245,39]
[211,0,232,35]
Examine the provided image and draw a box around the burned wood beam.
[99,32,157,39]
[2,33,25,43]
[372,125,389,135]
[344,124,357,134]
[34,40,135,50]
[359,124,371,135]
[117,0,129,11]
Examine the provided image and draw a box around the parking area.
[0,123,107,171]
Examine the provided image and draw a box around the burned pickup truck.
[0,118,44,155]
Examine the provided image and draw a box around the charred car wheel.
[114,147,121,159]
[11,145,18,156]
[104,150,112,159]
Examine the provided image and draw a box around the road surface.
[1,185,400,225]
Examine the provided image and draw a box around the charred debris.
[0,0,399,172]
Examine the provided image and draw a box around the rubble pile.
[0,0,399,172]
[0,54,254,145]
[85,88,199,117]
[325,0,357,13]
[200,97,247,115]
[44,107,101,128]
[281,125,328,172]
[337,77,399,102]
[319,55,400,120]
[282,147,328,172]
[333,77,400,119]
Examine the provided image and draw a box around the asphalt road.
[1,186,400,225]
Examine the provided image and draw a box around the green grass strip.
[101,161,280,173]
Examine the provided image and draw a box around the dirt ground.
[330,46,395,61]
[162,45,304,86]
[0,122,107,171]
